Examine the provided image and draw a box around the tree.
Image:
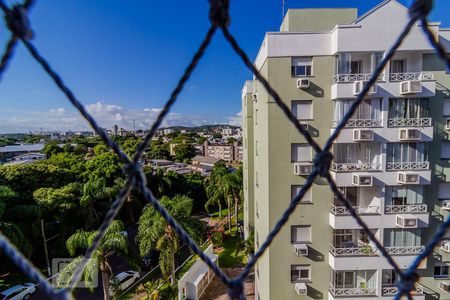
[204,163,228,219]
[59,220,129,300]
[80,178,114,229]
[84,152,122,183]
[146,140,171,160]
[227,137,236,145]
[137,195,202,288]
[43,142,63,158]
[173,143,196,162]
[0,186,39,256]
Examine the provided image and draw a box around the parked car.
[109,271,140,296]
[0,283,36,300]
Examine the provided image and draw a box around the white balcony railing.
[329,286,377,297]
[387,118,432,127]
[330,244,377,256]
[385,204,427,214]
[334,73,385,83]
[330,205,380,215]
[332,119,382,128]
[386,161,429,171]
[385,245,425,255]
[389,72,434,81]
[332,162,382,172]
[382,284,424,296]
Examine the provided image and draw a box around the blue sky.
[0,0,449,133]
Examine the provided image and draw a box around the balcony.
[332,119,382,128]
[333,73,385,83]
[330,244,377,257]
[387,118,432,127]
[381,284,424,296]
[385,204,427,214]
[330,205,380,215]
[329,286,377,297]
[389,72,433,82]
[332,163,381,172]
[386,161,429,171]
[385,245,425,255]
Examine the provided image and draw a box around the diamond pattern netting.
[0,0,449,299]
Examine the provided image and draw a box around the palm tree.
[137,195,202,288]
[223,167,243,232]
[204,163,229,219]
[59,220,129,300]
[80,178,113,229]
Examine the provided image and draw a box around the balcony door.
[388,98,429,119]
[386,186,424,206]
[390,59,406,74]
[386,143,428,163]
[384,229,421,247]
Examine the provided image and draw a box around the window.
[434,265,450,278]
[384,229,422,247]
[255,109,258,125]
[391,59,406,73]
[291,185,312,203]
[334,187,357,206]
[388,98,429,119]
[255,140,259,156]
[291,265,311,282]
[291,226,311,243]
[444,99,450,116]
[333,99,381,124]
[382,270,397,286]
[386,186,424,206]
[439,182,450,201]
[442,141,450,159]
[292,100,313,120]
[292,57,313,76]
[350,60,362,74]
[256,201,259,218]
[291,144,312,162]
[386,143,428,163]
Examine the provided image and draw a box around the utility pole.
[41,219,51,276]
[282,0,286,19]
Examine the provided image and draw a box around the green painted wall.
[280,9,357,32]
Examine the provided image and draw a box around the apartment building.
[242,1,450,299]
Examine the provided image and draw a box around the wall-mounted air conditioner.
[294,163,313,175]
[399,128,421,141]
[401,80,422,94]
[446,119,450,130]
[353,129,374,141]
[297,78,310,89]
[442,241,450,253]
[396,214,418,228]
[397,172,420,184]
[439,281,450,292]
[352,174,373,186]
[294,282,308,295]
[442,201,450,211]
[294,244,308,257]
[354,80,377,95]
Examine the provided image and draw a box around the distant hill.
[158,125,240,132]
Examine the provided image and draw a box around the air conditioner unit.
[401,80,422,94]
[399,128,421,141]
[442,201,450,211]
[439,281,450,292]
[352,174,373,186]
[294,244,308,256]
[294,163,313,175]
[396,214,418,228]
[300,123,309,131]
[297,78,310,89]
[353,129,374,141]
[442,241,450,253]
[353,80,377,95]
[446,119,450,131]
[397,172,420,184]
[294,282,308,295]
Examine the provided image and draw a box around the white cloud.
[0,102,242,133]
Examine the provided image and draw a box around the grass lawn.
[216,234,247,268]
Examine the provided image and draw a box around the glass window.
[292,100,313,120]
[333,99,381,123]
[391,60,406,73]
[434,265,450,278]
[388,98,429,119]
[291,144,312,162]
[444,98,450,116]
[382,270,397,286]
[292,57,313,76]
[291,265,311,282]
[386,143,428,163]
[350,60,362,74]
[291,226,311,243]
[291,185,312,203]
[441,141,450,159]
[386,186,424,205]
[384,229,422,247]
[334,187,357,206]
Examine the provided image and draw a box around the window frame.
[434,265,450,278]
[291,185,313,204]
[291,100,313,120]
[291,225,312,244]
[291,57,313,77]
[291,265,311,282]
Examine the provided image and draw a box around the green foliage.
[146,140,170,160]
[227,137,236,144]
[173,143,195,162]
[33,183,81,211]
[43,142,63,157]
[84,152,122,182]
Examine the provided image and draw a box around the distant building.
[149,159,174,167]
[191,156,223,167]
[222,127,233,136]
[112,124,119,136]
[0,144,45,161]
[4,152,47,166]
[163,128,174,135]
[204,143,235,162]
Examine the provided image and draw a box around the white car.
[109,271,140,296]
[0,283,36,300]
